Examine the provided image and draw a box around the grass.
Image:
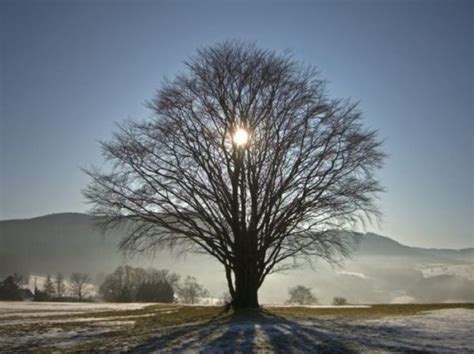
[0,304,225,352]
[270,303,474,318]
[1,303,473,352]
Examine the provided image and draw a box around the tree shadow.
[203,319,257,353]
[256,312,357,353]
[261,312,437,353]
[130,311,353,353]
[131,317,226,353]
[130,310,450,353]
[328,321,448,353]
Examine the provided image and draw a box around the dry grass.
[269,303,474,318]
[1,302,473,352]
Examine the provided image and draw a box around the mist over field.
[1,213,472,305]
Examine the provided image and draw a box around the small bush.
[332,296,348,306]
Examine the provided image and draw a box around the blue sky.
[1,0,472,248]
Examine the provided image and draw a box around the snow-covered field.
[0,301,472,352]
[0,301,151,315]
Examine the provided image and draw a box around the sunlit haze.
[233,128,250,147]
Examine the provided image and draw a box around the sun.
[233,127,249,147]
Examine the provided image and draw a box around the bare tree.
[84,41,384,310]
[56,273,65,298]
[69,273,90,301]
[177,276,209,304]
[287,285,318,305]
[43,274,55,299]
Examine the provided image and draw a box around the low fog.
[1,213,473,304]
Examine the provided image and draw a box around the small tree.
[287,285,318,305]
[69,273,90,300]
[177,276,209,304]
[332,296,348,306]
[43,275,55,299]
[0,273,23,300]
[56,273,65,298]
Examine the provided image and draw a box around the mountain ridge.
[1,212,472,250]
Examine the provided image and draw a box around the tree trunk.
[231,260,260,310]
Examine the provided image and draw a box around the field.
[0,301,473,352]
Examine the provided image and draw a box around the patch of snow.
[0,327,117,351]
[0,301,154,313]
[130,308,474,353]
[357,308,474,352]
[0,311,87,318]
[1,302,472,353]
[264,304,371,308]
[0,302,178,326]
[195,297,223,305]
[1,310,178,326]
[92,320,136,326]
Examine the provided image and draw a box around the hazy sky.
[1,0,472,248]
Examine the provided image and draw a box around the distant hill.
[0,213,125,276]
[1,213,473,304]
[354,233,474,263]
[0,213,218,286]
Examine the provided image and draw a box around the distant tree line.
[0,267,210,304]
[32,272,92,301]
[0,272,91,302]
[99,266,177,302]
[98,266,209,304]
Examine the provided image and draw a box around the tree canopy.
[85,41,384,310]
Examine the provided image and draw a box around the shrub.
[332,296,348,306]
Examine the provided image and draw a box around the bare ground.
[0,302,472,353]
